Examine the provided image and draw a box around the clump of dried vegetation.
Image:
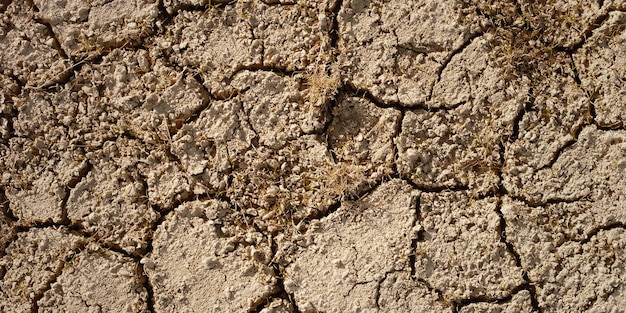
[465,0,591,78]
[303,62,341,106]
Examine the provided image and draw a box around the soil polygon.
[0,228,85,312]
[1,0,626,312]
[33,0,159,58]
[337,0,483,106]
[145,200,278,312]
[278,180,419,312]
[573,11,626,128]
[0,1,70,87]
[67,137,160,254]
[38,244,149,312]
[415,192,524,301]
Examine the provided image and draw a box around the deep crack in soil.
[1,0,626,312]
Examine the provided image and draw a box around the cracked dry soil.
[1,0,626,312]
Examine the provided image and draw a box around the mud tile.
[228,108,399,229]
[337,0,483,106]
[397,105,502,193]
[67,137,159,254]
[537,229,626,312]
[252,0,333,71]
[459,290,534,313]
[204,78,396,230]
[14,80,121,149]
[430,35,531,109]
[503,54,591,201]
[38,243,149,312]
[145,200,278,312]
[502,180,626,285]
[171,70,331,198]
[33,0,159,58]
[414,192,524,301]
[171,94,255,191]
[0,228,84,313]
[154,7,262,96]
[229,135,336,230]
[327,95,400,190]
[231,70,324,148]
[506,126,626,205]
[72,48,210,144]
[3,85,97,225]
[574,12,626,128]
[0,2,70,87]
[138,149,193,210]
[1,137,87,225]
[279,180,418,312]
[397,36,529,194]
[502,200,626,312]
[378,271,453,312]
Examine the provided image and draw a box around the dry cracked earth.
[1,0,626,312]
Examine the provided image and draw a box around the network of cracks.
[1,0,626,312]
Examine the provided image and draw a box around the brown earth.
[1,0,626,312]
